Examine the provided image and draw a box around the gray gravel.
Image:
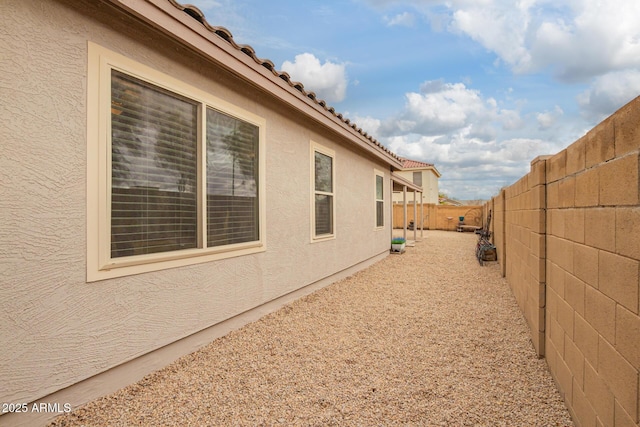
[49,231,573,426]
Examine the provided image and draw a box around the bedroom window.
[312,143,335,240]
[375,171,384,228]
[87,43,265,281]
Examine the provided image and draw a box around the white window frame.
[87,43,266,281]
[310,141,336,241]
[374,169,385,230]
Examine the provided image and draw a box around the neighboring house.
[392,158,441,204]
[1,0,422,424]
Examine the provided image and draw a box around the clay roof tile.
[400,158,435,169]
[169,0,401,162]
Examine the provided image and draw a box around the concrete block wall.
[491,190,506,277]
[496,157,548,357]
[488,96,640,427]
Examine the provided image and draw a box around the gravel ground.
[49,231,573,426]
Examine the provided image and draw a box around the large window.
[375,171,384,228]
[88,43,265,281]
[312,143,335,240]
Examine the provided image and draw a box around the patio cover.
[391,172,424,243]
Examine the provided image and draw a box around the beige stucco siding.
[1,0,392,407]
[392,169,440,204]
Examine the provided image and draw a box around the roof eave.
[391,172,423,193]
[397,165,442,178]
[427,166,442,178]
[102,0,403,169]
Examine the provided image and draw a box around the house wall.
[391,169,439,204]
[0,1,394,423]
[487,96,640,427]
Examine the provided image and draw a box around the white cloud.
[379,80,492,136]
[529,1,640,81]
[362,77,575,200]
[351,115,382,136]
[378,79,529,139]
[445,0,640,82]
[467,123,497,142]
[499,109,525,131]
[536,105,564,130]
[386,130,558,199]
[577,69,640,121]
[281,53,348,103]
[450,4,532,72]
[352,0,639,199]
[385,11,416,27]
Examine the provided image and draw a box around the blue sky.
[187,0,640,200]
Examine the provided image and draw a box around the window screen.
[314,151,334,236]
[206,108,260,247]
[110,70,198,258]
[376,174,384,227]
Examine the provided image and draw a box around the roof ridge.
[168,0,400,161]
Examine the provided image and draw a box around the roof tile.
[401,158,435,169]
[168,0,400,161]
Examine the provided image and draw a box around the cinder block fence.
[485,96,640,427]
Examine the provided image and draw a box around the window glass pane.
[315,152,333,192]
[206,108,259,247]
[413,171,422,186]
[376,200,384,227]
[376,174,384,227]
[315,194,333,235]
[110,70,198,258]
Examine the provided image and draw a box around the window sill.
[88,243,265,282]
[311,234,336,243]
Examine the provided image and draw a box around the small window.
[87,43,265,281]
[375,171,384,228]
[312,143,335,240]
[413,171,422,186]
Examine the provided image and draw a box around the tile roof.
[168,0,400,162]
[400,158,435,169]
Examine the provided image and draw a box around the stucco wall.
[391,169,439,204]
[488,97,640,427]
[0,0,393,417]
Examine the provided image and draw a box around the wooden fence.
[392,203,483,231]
